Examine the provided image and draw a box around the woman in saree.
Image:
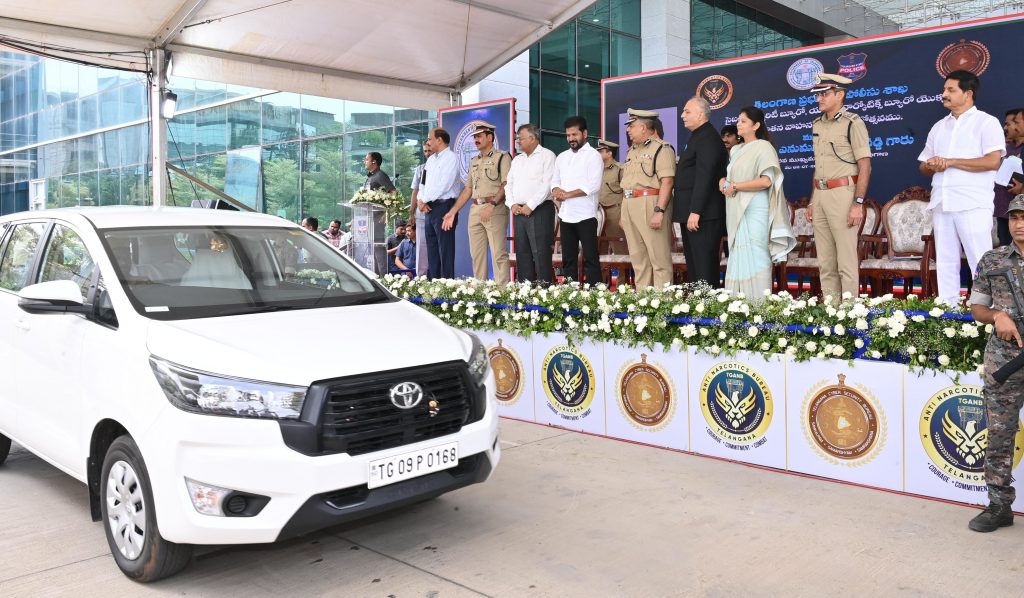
[718,106,795,298]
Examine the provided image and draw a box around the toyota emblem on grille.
[389,381,424,409]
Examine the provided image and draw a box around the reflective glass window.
[79,170,99,207]
[578,25,609,81]
[120,124,148,166]
[578,80,601,136]
[301,96,345,137]
[228,98,261,149]
[194,79,227,107]
[302,136,343,226]
[169,76,197,111]
[262,142,300,221]
[610,0,640,35]
[79,134,99,171]
[346,101,394,132]
[395,123,430,191]
[261,92,301,144]
[121,165,151,206]
[540,73,576,132]
[195,106,227,155]
[168,112,197,160]
[541,21,576,76]
[610,33,641,77]
[78,95,99,135]
[580,0,610,28]
[98,168,121,206]
[120,82,147,122]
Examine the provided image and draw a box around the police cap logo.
[787,58,824,91]
[618,354,674,430]
[390,381,424,409]
[936,39,991,77]
[920,385,1024,485]
[804,374,883,465]
[488,338,524,404]
[542,344,596,418]
[699,361,773,444]
[697,75,734,110]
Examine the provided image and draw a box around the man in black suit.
[674,96,729,286]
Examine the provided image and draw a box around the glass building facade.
[0,52,436,229]
[690,0,823,63]
[529,0,642,152]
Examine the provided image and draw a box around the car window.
[39,224,97,299]
[100,226,391,320]
[0,222,47,292]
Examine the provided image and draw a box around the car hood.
[146,300,470,386]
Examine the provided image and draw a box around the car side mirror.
[18,280,93,314]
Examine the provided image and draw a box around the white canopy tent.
[0,0,594,205]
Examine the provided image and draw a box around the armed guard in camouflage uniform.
[968,194,1024,532]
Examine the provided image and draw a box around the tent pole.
[148,47,169,207]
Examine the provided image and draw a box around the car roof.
[0,206,295,230]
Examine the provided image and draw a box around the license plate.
[367,442,459,489]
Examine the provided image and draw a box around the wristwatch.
[854,196,865,205]
[654,206,666,214]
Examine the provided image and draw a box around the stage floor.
[1,419,1021,596]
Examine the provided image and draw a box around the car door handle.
[13,319,30,331]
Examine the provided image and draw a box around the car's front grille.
[317,362,479,456]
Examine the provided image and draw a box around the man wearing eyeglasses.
[807,73,873,302]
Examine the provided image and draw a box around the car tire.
[0,433,10,466]
[100,435,193,582]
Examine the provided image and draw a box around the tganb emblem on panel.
[920,385,1024,488]
[803,374,884,465]
[787,57,824,91]
[488,338,524,405]
[617,353,675,431]
[542,345,596,420]
[696,75,733,110]
[699,361,772,447]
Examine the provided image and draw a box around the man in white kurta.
[918,69,1004,303]
[552,116,604,284]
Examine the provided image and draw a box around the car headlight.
[150,356,307,419]
[466,332,489,385]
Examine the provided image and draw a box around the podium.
[348,202,388,275]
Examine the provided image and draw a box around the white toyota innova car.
[0,207,499,581]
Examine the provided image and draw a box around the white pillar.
[641,0,691,71]
[148,48,169,207]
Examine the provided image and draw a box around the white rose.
[943,327,956,338]
[748,326,759,338]
[938,355,950,366]
[718,331,727,340]
[911,315,925,323]
[907,346,917,355]
[854,338,864,348]
[778,338,788,347]
[834,324,845,335]
[929,307,944,318]
[651,299,661,309]
[805,341,818,351]
[711,345,721,355]
[760,342,770,351]
[833,346,845,357]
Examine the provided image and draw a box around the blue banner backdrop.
[438,99,516,278]
[602,14,1024,204]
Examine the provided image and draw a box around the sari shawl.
[725,139,796,262]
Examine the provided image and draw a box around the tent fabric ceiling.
[0,0,593,109]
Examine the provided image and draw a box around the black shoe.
[969,503,1014,532]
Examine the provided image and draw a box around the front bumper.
[139,375,500,545]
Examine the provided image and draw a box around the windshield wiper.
[212,304,299,317]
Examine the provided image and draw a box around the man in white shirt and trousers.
[418,128,463,279]
[408,140,432,277]
[506,124,557,283]
[919,69,1004,304]
[551,115,604,284]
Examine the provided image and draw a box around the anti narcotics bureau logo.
[697,75,733,110]
[488,338,523,404]
[803,374,884,465]
[700,361,772,448]
[920,385,1024,489]
[542,344,596,420]
[787,58,824,91]
[617,353,675,431]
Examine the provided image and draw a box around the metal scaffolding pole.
[148,47,169,207]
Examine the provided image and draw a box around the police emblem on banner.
[786,57,824,91]
[803,374,884,465]
[936,39,991,77]
[453,120,502,183]
[542,344,596,419]
[699,361,772,445]
[920,385,1024,486]
[488,338,523,404]
[617,354,675,431]
[696,75,734,110]
[836,52,868,82]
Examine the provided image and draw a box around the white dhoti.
[415,210,429,277]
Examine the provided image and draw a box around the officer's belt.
[815,175,858,190]
[624,187,660,198]
[473,196,497,205]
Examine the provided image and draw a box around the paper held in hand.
[995,155,1023,186]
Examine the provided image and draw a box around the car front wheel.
[100,436,193,582]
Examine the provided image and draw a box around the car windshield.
[100,225,392,320]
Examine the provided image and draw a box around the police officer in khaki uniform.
[968,194,1024,532]
[598,139,626,254]
[620,108,677,289]
[443,122,512,284]
[808,73,872,301]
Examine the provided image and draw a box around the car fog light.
[185,478,233,516]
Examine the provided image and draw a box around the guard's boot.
[969,503,1014,532]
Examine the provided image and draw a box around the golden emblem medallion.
[488,338,523,404]
[617,354,674,430]
[804,374,884,464]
